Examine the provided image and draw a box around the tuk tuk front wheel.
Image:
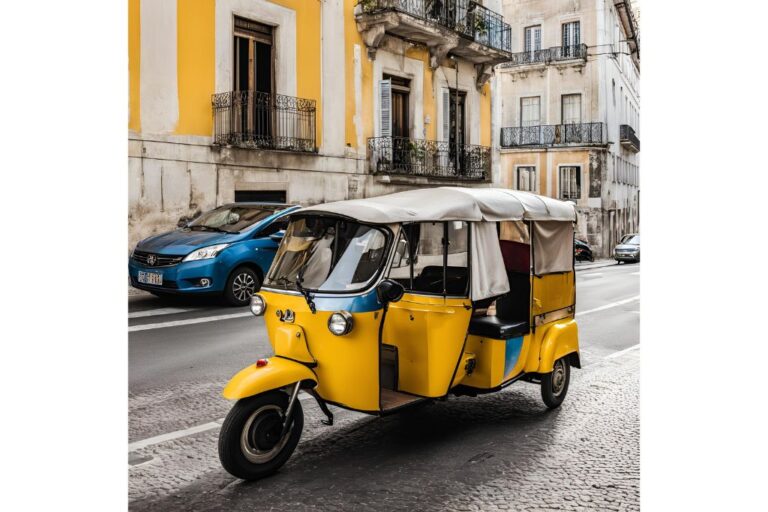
[541,357,571,409]
[218,390,303,480]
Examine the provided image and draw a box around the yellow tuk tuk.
[218,187,580,480]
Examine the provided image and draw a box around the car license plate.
[138,271,163,286]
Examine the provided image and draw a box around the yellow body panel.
[382,295,472,397]
[223,357,317,400]
[537,318,579,373]
[532,272,575,317]
[261,291,382,412]
[273,324,316,365]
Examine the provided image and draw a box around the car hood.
[615,244,639,251]
[136,229,244,255]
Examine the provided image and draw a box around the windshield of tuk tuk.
[264,216,390,293]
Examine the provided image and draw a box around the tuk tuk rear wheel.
[541,357,571,409]
[218,390,303,480]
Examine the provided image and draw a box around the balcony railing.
[619,124,640,152]
[369,136,490,181]
[212,91,316,153]
[499,43,588,68]
[358,0,511,53]
[500,122,605,148]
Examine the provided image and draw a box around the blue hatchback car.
[129,203,299,306]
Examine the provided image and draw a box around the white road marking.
[129,312,252,332]
[630,272,640,275]
[128,307,192,319]
[605,344,640,359]
[128,393,315,454]
[129,419,223,452]
[575,295,639,317]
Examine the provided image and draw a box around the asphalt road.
[128,261,640,510]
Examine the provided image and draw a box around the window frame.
[387,221,472,298]
[558,165,582,200]
[516,165,537,192]
[520,96,541,127]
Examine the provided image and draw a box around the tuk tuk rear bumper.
[222,357,318,400]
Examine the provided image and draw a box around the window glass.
[559,166,581,200]
[517,166,535,191]
[265,218,388,293]
[188,205,283,233]
[520,97,540,127]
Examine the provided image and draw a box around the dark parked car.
[614,234,640,263]
[575,239,594,262]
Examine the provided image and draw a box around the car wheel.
[218,390,303,481]
[541,357,571,409]
[224,266,260,307]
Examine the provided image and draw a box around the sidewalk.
[575,258,617,270]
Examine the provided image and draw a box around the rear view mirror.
[377,279,405,304]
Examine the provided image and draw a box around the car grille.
[132,250,184,267]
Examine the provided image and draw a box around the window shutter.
[573,22,580,45]
[442,89,451,141]
[534,26,541,51]
[562,23,569,48]
[379,79,392,137]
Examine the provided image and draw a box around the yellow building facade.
[128,0,512,247]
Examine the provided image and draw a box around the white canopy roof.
[299,187,576,224]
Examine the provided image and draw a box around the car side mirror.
[269,230,285,243]
[377,279,405,304]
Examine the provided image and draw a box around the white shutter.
[379,79,392,137]
[524,27,531,53]
[442,89,450,141]
[534,26,541,50]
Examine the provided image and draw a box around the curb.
[575,259,618,271]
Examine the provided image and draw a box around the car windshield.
[188,205,283,233]
[265,217,389,293]
[623,235,640,245]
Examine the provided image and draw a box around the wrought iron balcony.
[619,124,640,152]
[369,136,490,181]
[498,43,588,68]
[212,91,316,153]
[356,0,511,65]
[500,122,605,148]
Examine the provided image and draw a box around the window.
[520,96,541,127]
[517,166,536,192]
[257,218,289,237]
[559,166,581,200]
[380,75,410,138]
[266,218,389,293]
[561,94,581,125]
[233,17,273,93]
[233,17,274,141]
[388,222,469,296]
[562,21,580,57]
[524,25,541,61]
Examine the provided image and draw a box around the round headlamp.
[250,294,266,316]
[328,311,353,336]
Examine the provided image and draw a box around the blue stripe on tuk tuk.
[504,336,524,377]
[312,290,382,313]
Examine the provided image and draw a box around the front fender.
[537,318,580,373]
[222,357,317,400]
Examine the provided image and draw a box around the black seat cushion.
[468,316,529,339]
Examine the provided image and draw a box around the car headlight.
[182,243,230,262]
[328,311,353,336]
[250,294,266,316]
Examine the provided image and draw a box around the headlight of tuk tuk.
[328,311,353,336]
[250,294,266,316]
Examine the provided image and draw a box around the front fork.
[279,382,335,439]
